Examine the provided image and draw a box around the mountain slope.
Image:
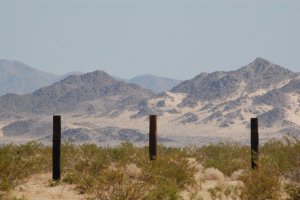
[129,74,181,93]
[0,70,155,143]
[1,57,300,146]
[135,57,300,141]
[171,57,296,102]
[0,70,154,117]
[0,60,60,95]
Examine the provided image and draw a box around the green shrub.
[197,142,250,176]
[240,156,282,200]
[63,144,195,199]
[1,137,299,199]
[261,137,300,173]
[144,181,180,200]
[0,142,51,191]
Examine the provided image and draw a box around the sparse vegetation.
[0,137,299,199]
[195,142,250,176]
[208,183,240,200]
[0,142,51,191]
[240,156,282,200]
[62,143,195,199]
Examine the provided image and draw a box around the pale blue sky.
[0,0,299,79]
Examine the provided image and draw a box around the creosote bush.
[0,137,299,199]
[0,141,51,191]
[62,143,195,199]
[240,156,282,200]
[261,137,300,173]
[208,183,240,200]
[195,142,250,176]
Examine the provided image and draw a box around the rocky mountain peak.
[83,70,111,80]
[239,57,293,75]
[60,70,115,86]
[235,58,295,92]
[249,57,271,67]
[171,57,296,102]
[64,70,111,81]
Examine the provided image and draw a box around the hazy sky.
[1,0,299,80]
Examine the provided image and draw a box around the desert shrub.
[260,137,300,173]
[2,138,299,199]
[144,181,180,200]
[62,143,195,199]
[196,142,250,176]
[60,141,79,171]
[240,156,282,200]
[285,182,300,200]
[208,183,240,200]
[108,142,141,163]
[0,142,51,191]
[89,168,147,200]
[62,143,111,186]
[142,147,195,187]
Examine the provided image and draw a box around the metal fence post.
[251,118,259,169]
[53,115,61,180]
[149,115,157,160]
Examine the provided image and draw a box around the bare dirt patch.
[4,173,87,200]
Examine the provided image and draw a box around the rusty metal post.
[149,115,157,160]
[251,118,259,169]
[53,115,61,180]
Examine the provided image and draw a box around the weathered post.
[149,115,157,160]
[251,118,259,169]
[53,115,61,180]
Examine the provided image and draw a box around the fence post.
[53,115,61,180]
[251,118,259,169]
[149,115,157,160]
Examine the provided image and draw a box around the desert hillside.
[1,58,299,146]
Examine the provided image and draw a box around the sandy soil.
[181,158,243,200]
[4,173,87,200]
[0,122,10,137]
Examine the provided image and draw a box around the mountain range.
[0,60,180,95]
[0,60,60,95]
[128,74,181,93]
[0,57,299,146]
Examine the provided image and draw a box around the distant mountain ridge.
[129,74,181,93]
[0,60,86,96]
[0,60,60,95]
[1,57,300,146]
[0,60,180,95]
[0,70,154,117]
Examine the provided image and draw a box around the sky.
[0,0,299,80]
